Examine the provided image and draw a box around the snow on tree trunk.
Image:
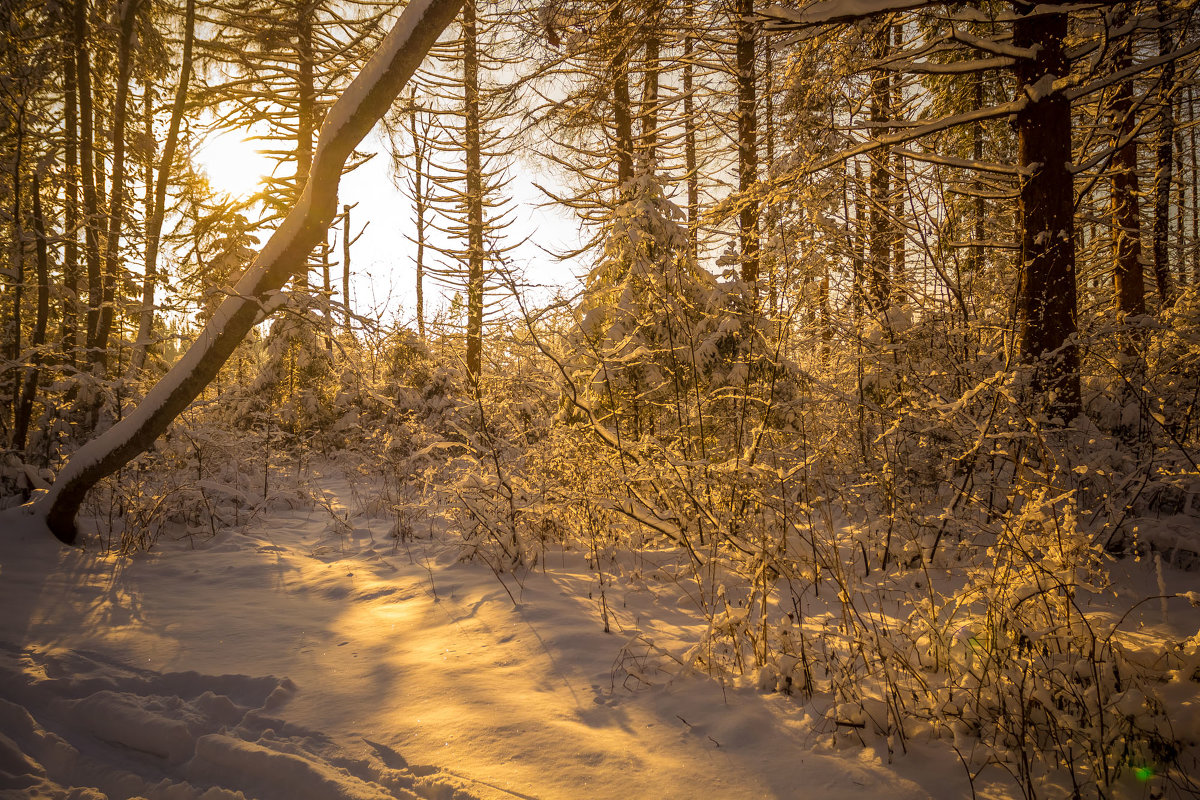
[32,0,466,544]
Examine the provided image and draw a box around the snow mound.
[0,646,480,800]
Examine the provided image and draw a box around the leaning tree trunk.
[33,0,466,543]
[1012,5,1080,422]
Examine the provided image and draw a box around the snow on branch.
[892,148,1024,177]
[759,0,942,28]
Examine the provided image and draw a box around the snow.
[6,464,1199,798]
[760,0,936,28]
[0,468,954,800]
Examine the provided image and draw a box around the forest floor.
[0,464,1190,799]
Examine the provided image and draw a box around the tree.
[31,0,466,543]
[131,0,198,374]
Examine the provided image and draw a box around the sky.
[196,121,587,331]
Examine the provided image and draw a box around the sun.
[196,130,273,200]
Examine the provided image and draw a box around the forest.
[2,0,1200,798]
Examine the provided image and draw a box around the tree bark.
[1111,6,1145,325]
[8,104,24,436]
[295,3,316,289]
[682,1,698,264]
[76,0,102,361]
[14,172,49,453]
[610,2,634,196]
[33,0,466,543]
[464,0,484,381]
[639,4,660,167]
[735,0,758,286]
[342,202,352,330]
[868,23,890,310]
[1153,0,1176,305]
[1013,5,1080,422]
[62,48,80,368]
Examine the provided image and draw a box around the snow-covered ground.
[0,467,944,800]
[6,465,1191,799]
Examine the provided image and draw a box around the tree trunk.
[1191,84,1199,285]
[342,202,352,331]
[969,69,985,283]
[75,0,102,364]
[408,97,428,340]
[33,0,465,543]
[639,6,660,167]
[62,48,80,368]
[133,0,195,374]
[1013,5,1080,422]
[890,25,905,300]
[322,235,334,354]
[295,4,316,289]
[92,0,145,370]
[1153,0,1176,305]
[14,172,49,453]
[463,0,484,381]
[682,2,698,264]
[8,105,24,436]
[735,0,758,286]
[868,24,891,311]
[1111,7,1145,325]
[611,2,634,196]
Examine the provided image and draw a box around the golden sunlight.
[196,130,273,199]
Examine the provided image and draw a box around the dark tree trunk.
[295,4,316,289]
[611,2,634,195]
[735,0,758,286]
[62,48,80,367]
[1111,7,1145,324]
[75,0,102,364]
[14,172,49,453]
[868,24,891,310]
[970,69,985,282]
[8,107,24,436]
[1153,0,1176,305]
[1012,5,1080,421]
[464,0,484,381]
[639,7,660,167]
[682,2,698,264]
